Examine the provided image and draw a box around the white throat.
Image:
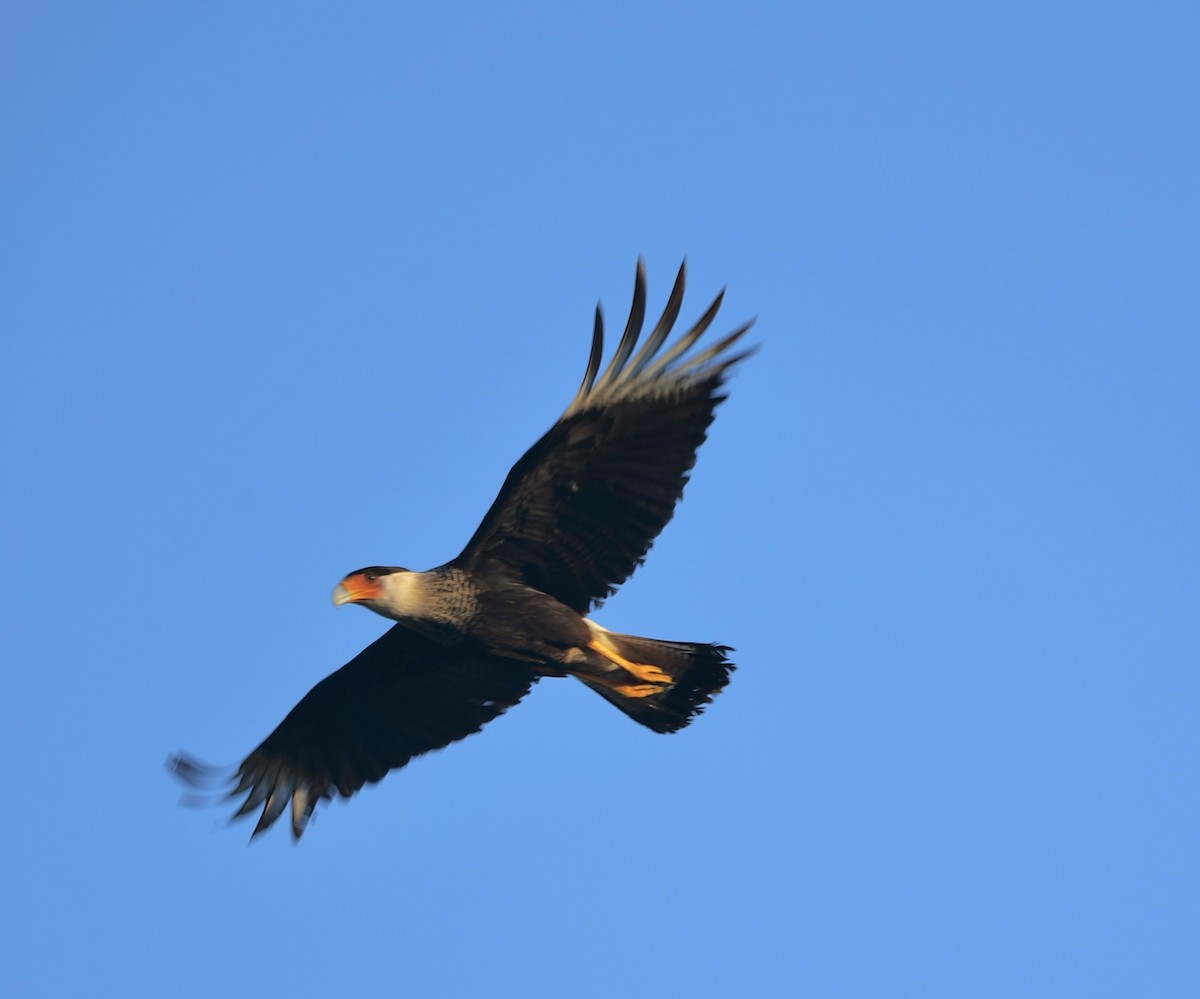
[377,570,428,620]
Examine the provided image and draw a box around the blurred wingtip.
[167,752,239,819]
[167,752,232,788]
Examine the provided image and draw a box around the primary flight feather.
[172,260,755,840]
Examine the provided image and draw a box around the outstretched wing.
[171,626,539,840]
[453,260,755,612]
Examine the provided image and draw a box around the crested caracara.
[171,260,755,840]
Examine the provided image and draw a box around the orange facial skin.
[332,571,385,606]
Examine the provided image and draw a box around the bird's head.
[332,566,412,617]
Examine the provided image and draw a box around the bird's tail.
[576,626,735,734]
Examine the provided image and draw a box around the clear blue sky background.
[3,3,1197,997]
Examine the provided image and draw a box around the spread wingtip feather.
[563,261,754,418]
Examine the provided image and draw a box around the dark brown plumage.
[171,260,754,840]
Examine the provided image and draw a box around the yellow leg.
[587,633,673,686]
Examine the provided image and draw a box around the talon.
[611,683,665,698]
[631,662,672,684]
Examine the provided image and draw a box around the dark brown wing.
[452,260,755,612]
[171,625,539,840]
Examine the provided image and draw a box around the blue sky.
[3,3,1197,996]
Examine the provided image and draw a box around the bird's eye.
[365,572,377,582]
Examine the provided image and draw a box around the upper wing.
[171,625,539,840]
[453,260,755,612]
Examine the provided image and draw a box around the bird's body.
[336,565,591,670]
[172,261,755,840]
[335,564,729,707]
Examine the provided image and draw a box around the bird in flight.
[172,260,755,840]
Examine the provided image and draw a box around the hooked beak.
[332,573,383,607]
